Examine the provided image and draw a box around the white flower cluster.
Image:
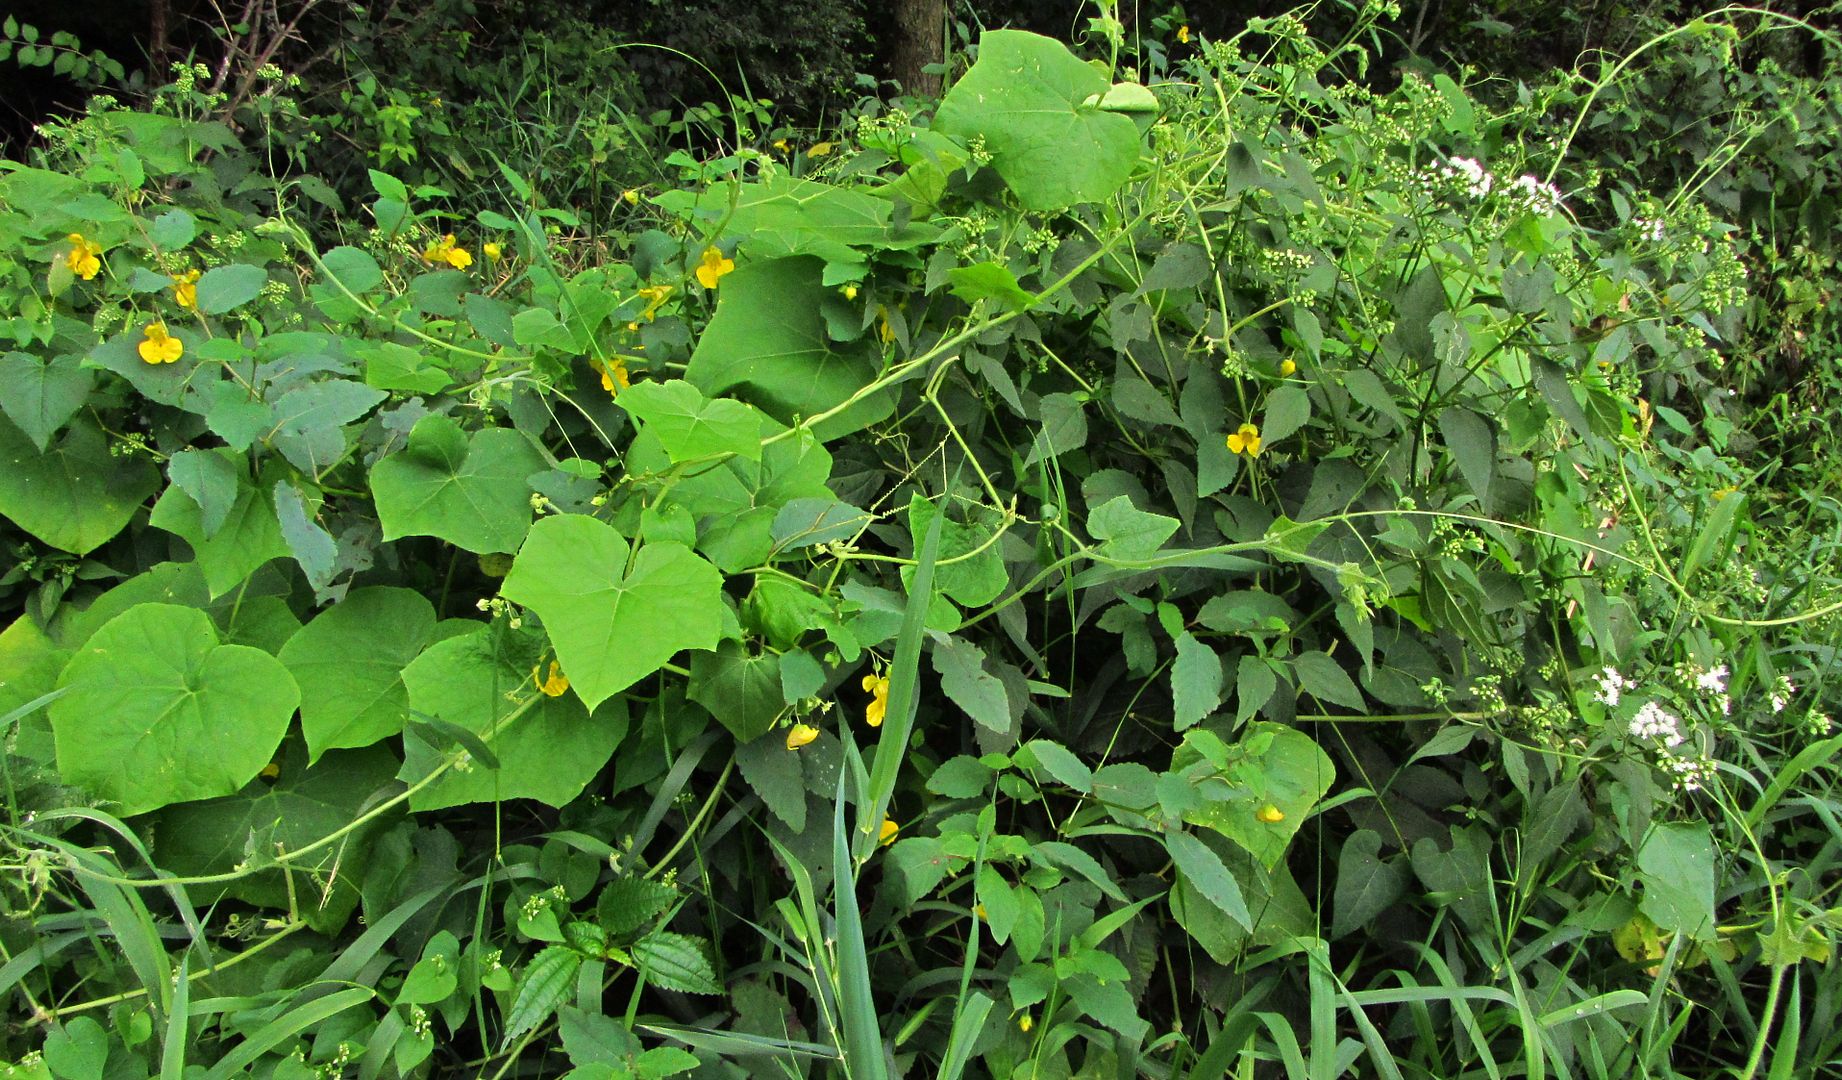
[1665,756,1713,792]
[1440,156,1493,199]
[1594,665,1634,707]
[1504,174,1565,217]
[1633,216,1667,243]
[1771,675,1796,714]
[1629,700,1684,747]
[1425,157,1566,217]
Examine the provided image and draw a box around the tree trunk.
[888,0,944,97]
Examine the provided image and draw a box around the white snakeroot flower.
[1695,664,1729,694]
[1507,174,1565,216]
[1440,156,1494,199]
[1665,756,1712,792]
[1594,666,1633,707]
[1629,700,1684,747]
[1634,216,1666,243]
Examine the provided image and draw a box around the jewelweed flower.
[695,246,735,289]
[597,357,631,398]
[64,233,102,280]
[974,903,988,921]
[138,322,183,364]
[483,242,503,261]
[422,234,473,270]
[1279,358,1297,377]
[1225,423,1262,457]
[876,304,897,345]
[1177,25,1191,43]
[772,138,789,153]
[259,762,282,781]
[1256,803,1286,823]
[636,284,673,321]
[532,660,570,697]
[172,268,201,310]
[842,283,858,301]
[879,818,899,846]
[786,723,819,750]
[862,673,890,728]
[1018,1014,1034,1033]
[806,141,835,158]
[622,188,641,205]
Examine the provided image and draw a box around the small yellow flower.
[483,242,503,261]
[862,673,890,728]
[532,660,570,697]
[695,246,735,289]
[1018,1014,1033,1033]
[806,142,835,159]
[842,283,859,301]
[876,304,896,345]
[597,357,631,398]
[786,723,820,750]
[1225,423,1262,457]
[772,138,789,153]
[1711,485,1739,502]
[64,233,102,280]
[637,283,673,321]
[622,188,641,205]
[422,233,473,270]
[879,818,899,846]
[259,762,282,781]
[974,903,988,921]
[1256,803,1286,823]
[138,322,183,365]
[1279,358,1297,377]
[1178,25,1191,44]
[171,268,201,310]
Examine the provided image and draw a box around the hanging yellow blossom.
[1279,358,1297,377]
[878,818,900,846]
[862,672,890,727]
[64,233,102,280]
[172,268,201,310]
[531,660,570,697]
[636,284,673,321]
[1225,423,1262,457]
[806,141,836,159]
[1256,803,1286,823]
[772,138,790,153]
[1177,25,1191,44]
[138,322,183,365]
[842,283,859,301]
[1018,1014,1033,1033]
[876,304,896,345]
[974,903,988,921]
[421,233,473,270]
[695,246,735,289]
[597,357,631,398]
[483,242,503,261]
[622,188,641,205]
[786,723,820,750]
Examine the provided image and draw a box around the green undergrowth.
[1,4,1839,1078]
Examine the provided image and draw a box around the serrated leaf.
[503,946,582,1048]
[735,724,807,830]
[631,932,722,995]
[931,635,1009,732]
[1260,385,1311,446]
[165,448,240,538]
[596,877,679,940]
[1437,407,1496,506]
[1020,740,1091,792]
[1165,829,1252,930]
[1331,829,1407,939]
[1171,632,1223,730]
[149,477,289,598]
[501,514,724,712]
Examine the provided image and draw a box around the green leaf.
[149,477,289,598]
[1260,385,1311,446]
[193,264,268,315]
[947,262,1037,310]
[1180,722,1334,868]
[1293,650,1365,711]
[906,495,1006,608]
[0,413,158,554]
[674,174,940,269]
[1171,632,1223,730]
[615,379,764,464]
[687,641,784,743]
[597,876,679,939]
[165,448,240,538]
[630,932,722,995]
[149,209,196,250]
[50,603,300,815]
[1437,407,1496,506]
[685,256,890,441]
[934,30,1141,210]
[926,755,995,798]
[735,728,807,830]
[398,626,627,810]
[0,351,93,451]
[503,946,582,1048]
[1087,495,1179,559]
[398,932,461,1005]
[1330,829,1407,939]
[278,587,437,760]
[1026,392,1088,464]
[273,481,338,591]
[319,246,383,293]
[1019,739,1092,792]
[931,634,1010,733]
[1637,822,1716,940]
[501,515,724,712]
[371,415,544,553]
[1165,829,1252,930]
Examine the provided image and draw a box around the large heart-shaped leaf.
[397,626,628,810]
[933,30,1142,210]
[371,414,545,552]
[614,379,764,464]
[0,351,94,450]
[278,586,438,760]
[50,603,301,815]
[149,476,290,598]
[0,413,159,555]
[684,256,890,442]
[1179,722,1335,868]
[501,514,725,711]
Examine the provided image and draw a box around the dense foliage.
[2,3,1839,1078]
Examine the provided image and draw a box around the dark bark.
[888,0,944,97]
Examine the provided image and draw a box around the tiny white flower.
[1594,665,1633,707]
[1695,664,1729,694]
[1629,700,1683,747]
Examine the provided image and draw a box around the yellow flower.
[772,138,789,153]
[695,246,735,289]
[637,283,673,321]
[1018,1014,1033,1034]
[532,660,570,697]
[171,268,201,310]
[842,283,859,301]
[138,322,183,365]
[1178,25,1191,44]
[862,673,890,728]
[786,723,820,750]
[879,818,899,846]
[483,242,503,261]
[64,233,102,280]
[622,188,641,205]
[597,357,631,398]
[1279,358,1297,377]
[876,304,896,345]
[806,142,835,158]
[1225,423,1262,457]
[974,903,987,921]
[422,233,473,270]
[259,762,282,781]
[1256,803,1286,823]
